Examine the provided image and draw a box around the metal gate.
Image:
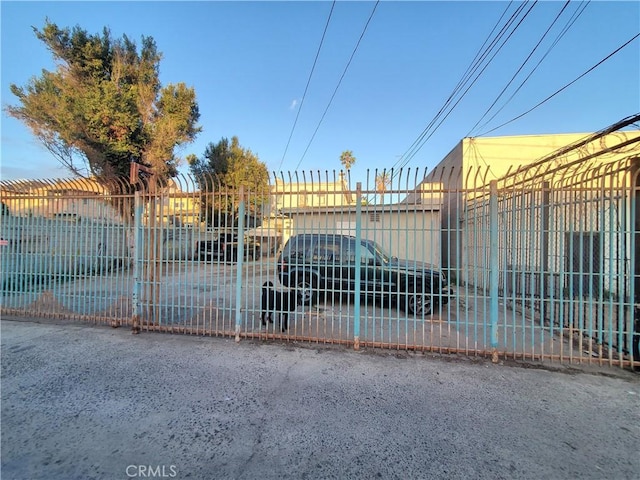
[1,158,638,369]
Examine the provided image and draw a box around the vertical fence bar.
[132,191,143,333]
[541,181,550,359]
[489,180,499,362]
[630,163,639,368]
[606,185,616,365]
[235,186,246,342]
[353,182,362,351]
[557,196,566,362]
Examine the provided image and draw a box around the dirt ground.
[1,318,639,480]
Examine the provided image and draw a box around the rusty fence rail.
[1,161,638,369]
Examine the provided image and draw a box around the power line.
[466,0,577,137]
[294,1,380,171]
[479,32,640,136]
[362,1,535,203]
[433,1,525,127]
[470,1,590,136]
[391,1,538,174]
[277,1,336,173]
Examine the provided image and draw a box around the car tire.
[406,293,433,316]
[294,275,318,306]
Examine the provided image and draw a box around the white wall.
[284,207,442,265]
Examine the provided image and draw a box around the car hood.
[387,258,442,275]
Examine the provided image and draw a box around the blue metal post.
[629,169,638,368]
[353,183,362,350]
[489,180,499,362]
[235,186,246,342]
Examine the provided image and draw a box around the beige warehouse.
[405,130,640,289]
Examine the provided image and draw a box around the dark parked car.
[277,234,451,315]
[198,215,262,262]
[198,233,261,262]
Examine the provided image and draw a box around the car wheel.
[295,276,318,306]
[407,293,433,316]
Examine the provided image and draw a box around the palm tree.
[376,171,391,204]
[340,150,356,171]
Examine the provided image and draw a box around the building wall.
[461,174,634,299]
[422,131,640,191]
[456,132,639,299]
[1,193,124,223]
[283,207,442,266]
[460,133,597,183]
[417,131,640,285]
[271,177,354,212]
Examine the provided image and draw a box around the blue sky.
[1,1,639,186]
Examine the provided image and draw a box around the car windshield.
[363,239,391,264]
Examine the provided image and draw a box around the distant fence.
[1,158,638,369]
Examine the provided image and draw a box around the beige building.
[407,131,640,298]
[280,184,444,265]
[270,173,355,213]
[144,179,201,227]
[0,178,122,222]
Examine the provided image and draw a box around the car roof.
[288,233,355,241]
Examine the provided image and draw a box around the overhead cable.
[363,1,533,202]
[277,1,336,173]
[294,1,380,171]
[471,1,590,136]
[392,1,538,173]
[467,0,577,137]
[479,32,640,136]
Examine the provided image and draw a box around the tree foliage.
[340,150,356,170]
[188,136,270,226]
[6,20,201,184]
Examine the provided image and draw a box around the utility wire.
[466,0,574,137]
[472,0,590,136]
[479,32,640,136]
[277,1,336,173]
[437,1,526,125]
[393,0,538,172]
[294,1,380,171]
[390,1,524,173]
[362,1,531,203]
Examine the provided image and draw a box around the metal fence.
[1,158,638,369]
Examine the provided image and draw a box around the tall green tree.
[6,21,201,184]
[188,136,269,226]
